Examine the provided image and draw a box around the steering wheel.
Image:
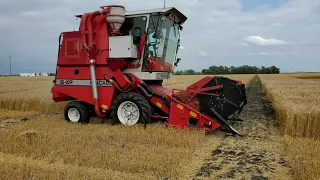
[148,41,160,47]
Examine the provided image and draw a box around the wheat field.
[0,77,63,113]
[0,74,254,179]
[2,74,320,179]
[259,73,320,180]
[290,73,320,79]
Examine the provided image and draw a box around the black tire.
[64,101,90,123]
[110,92,151,125]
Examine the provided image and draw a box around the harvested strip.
[194,76,292,179]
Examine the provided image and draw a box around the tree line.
[173,65,280,75]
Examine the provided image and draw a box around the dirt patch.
[0,112,60,129]
[194,76,293,180]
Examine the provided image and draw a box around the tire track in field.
[194,76,293,180]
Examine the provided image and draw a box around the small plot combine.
[51,5,248,135]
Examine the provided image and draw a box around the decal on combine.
[101,104,108,110]
[189,111,197,118]
[156,102,163,108]
[55,79,113,87]
[177,104,184,110]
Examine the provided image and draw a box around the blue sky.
[0,0,319,74]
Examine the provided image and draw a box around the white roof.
[125,7,173,15]
[75,7,187,24]
[125,7,187,24]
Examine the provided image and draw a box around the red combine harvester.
[51,5,247,135]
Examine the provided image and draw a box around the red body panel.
[52,66,116,109]
[53,8,127,111]
[52,86,115,109]
[57,31,87,66]
[147,85,221,131]
[168,99,221,131]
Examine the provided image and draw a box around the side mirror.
[177,39,180,52]
[174,58,181,67]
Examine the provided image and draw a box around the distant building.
[20,73,49,77]
[38,73,49,76]
[20,73,35,76]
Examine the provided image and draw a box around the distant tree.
[184,69,196,75]
[269,66,280,74]
[174,70,184,75]
[202,69,208,74]
[174,65,280,75]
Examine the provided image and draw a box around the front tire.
[64,101,90,123]
[110,92,151,126]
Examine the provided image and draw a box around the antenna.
[8,54,11,76]
[164,0,166,8]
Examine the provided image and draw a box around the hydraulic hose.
[124,73,171,106]
[140,81,170,106]
[137,85,152,98]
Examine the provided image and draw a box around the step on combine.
[51,5,247,135]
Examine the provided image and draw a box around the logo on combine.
[56,79,112,87]
[60,79,73,85]
[90,80,111,86]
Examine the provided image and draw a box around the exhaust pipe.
[90,59,107,118]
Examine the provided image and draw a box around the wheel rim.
[68,108,81,122]
[117,101,140,126]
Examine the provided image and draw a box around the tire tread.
[110,92,151,125]
[64,101,90,123]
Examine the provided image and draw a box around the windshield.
[143,15,180,72]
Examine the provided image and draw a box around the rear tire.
[110,92,151,126]
[64,101,90,123]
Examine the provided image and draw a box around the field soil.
[193,77,293,180]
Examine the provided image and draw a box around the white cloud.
[240,42,249,46]
[257,52,270,56]
[271,22,284,27]
[242,36,288,46]
[198,51,208,57]
[289,51,299,55]
[179,46,185,50]
[241,52,284,56]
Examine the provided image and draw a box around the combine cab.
[51,5,247,134]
